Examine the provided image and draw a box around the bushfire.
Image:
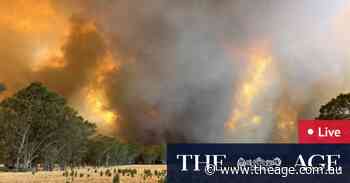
[1,1,350,143]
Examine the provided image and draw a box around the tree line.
[2,81,350,171]
[0,83,165,171]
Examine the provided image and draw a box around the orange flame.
[86,88,118,124]
[82,52,120,133]
[226,45,272,129]
[275,104,298,142]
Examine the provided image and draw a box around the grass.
[0,165,166,183]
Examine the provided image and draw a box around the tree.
[0,83,5,93]
[0,106,18,164]
[40,112,96,168]
[141,144,166,164]
[317,93,350,120]
[0,82,95,170]
[85,135,140,166]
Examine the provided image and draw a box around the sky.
[1,0,350,143]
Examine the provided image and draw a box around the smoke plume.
[1,0,350,143]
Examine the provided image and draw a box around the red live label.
[299,120,350,144]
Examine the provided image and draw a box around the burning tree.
[0,82,96,170]
[317,93,350,120]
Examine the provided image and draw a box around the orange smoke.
[0,0,69,65]
[96,52,120,83]
[0,0,122,136]
[0,0,67,34]
[31,19,101,72]
[0,0,69,98]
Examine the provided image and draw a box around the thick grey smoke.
[62,0,350,143]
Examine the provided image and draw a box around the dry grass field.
[0,165,166,183]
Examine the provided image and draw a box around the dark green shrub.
[112,174,120,183]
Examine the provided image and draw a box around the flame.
[226,46,272,129]
[86,88,118,124]
[90,52,120,125]
[274,97,299,142]
[82,52,120,133]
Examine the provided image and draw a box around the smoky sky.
[35,15,107,97]
[72,0,350,143]
[1,0,350,143]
